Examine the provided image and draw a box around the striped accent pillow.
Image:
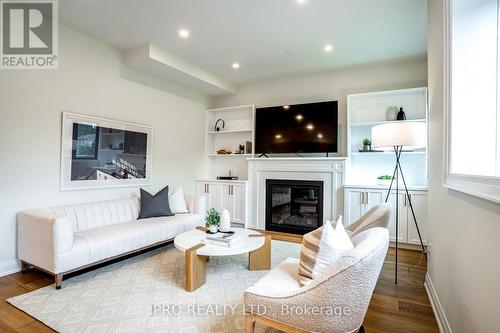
[298,216,354,286]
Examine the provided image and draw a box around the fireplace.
[265,179,323,235]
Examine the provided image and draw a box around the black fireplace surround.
[265,179,323,235]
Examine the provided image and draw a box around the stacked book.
[204,233,241,248]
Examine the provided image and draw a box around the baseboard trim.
[424,273,452,333]
[0,259,21,277]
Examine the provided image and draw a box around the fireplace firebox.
[265,179,323,235]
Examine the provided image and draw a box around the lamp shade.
[371,121,426,150]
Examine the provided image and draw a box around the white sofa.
[18,195,206,289]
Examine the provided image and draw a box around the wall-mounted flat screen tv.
[255,101,338,154]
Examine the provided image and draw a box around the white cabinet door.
[231,184,246,224]
[344,188,365,226]
[220,183,234,217]
[196,182,219,210]
[387,191,408,243]
[406,191,428,245]
[366,189,385,211]
[219,183,246,225]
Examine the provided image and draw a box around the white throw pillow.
[298,216,354,286]
[169,187,189,214]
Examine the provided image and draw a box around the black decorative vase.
[396,107,406,120]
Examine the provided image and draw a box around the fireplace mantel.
[247,158,347,230]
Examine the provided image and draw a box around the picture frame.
[60,112,153,191]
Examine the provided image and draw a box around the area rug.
[8,240,301,333]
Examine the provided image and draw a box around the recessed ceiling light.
[324,44,333,52]
[283,105,290,110]
[295,114,303,121]
[178,29,190,38]
[232,62,240,69]
[275,134,282,139]
[317,133,323,139]
[297,0,307,4]
[306,123,314,130]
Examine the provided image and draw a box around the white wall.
[0,25,208,275]
[427,0,500,332]
[213,58,428,156]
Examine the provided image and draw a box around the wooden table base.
[185,243,207,292]
[248,235,272,271]
[184,234,272,292]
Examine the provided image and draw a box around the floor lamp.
[371,121,427,284]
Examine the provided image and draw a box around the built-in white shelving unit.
[345,87,429,246]
[346,87,428,187]
[205,105,255,180]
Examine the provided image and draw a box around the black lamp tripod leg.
[385,158,399,203]
[384,147,403,284]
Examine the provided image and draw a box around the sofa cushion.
[139,186,173,219]
[169,187,189,214]
[62,214,203,267]
[246,258,301,297]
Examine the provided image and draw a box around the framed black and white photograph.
[60,112,153,190]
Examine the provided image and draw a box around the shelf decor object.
[371,121,427,284]
[214,119,225,132]
[362,138,372,151]
[396,107,407,120]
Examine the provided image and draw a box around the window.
[72,123,99,159]
[444,0,500,202]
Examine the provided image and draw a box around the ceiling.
[59,0,427,87]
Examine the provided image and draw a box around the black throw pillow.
[139,185,173,219]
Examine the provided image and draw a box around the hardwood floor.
[0,237,438,333]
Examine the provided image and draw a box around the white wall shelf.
[350,118,426,127]
[350,151,426,156]
[207,154,253,157]
[207,129,253,134]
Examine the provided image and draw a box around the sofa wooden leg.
[20,261,32,273]
[245,314,255,333]
[55,273,63,290]
[358,324,365,333]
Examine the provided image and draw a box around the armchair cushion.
[298,217,353,286]
[247,258,301,296]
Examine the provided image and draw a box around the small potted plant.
[377,175,395,186]
[362,138,372,151]
[205,208,220,233]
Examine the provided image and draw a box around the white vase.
[219,209,231,232]
[208,225,218,233]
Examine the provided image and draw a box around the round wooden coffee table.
[174,227,271,292]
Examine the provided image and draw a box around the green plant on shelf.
[362,138,371,145]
